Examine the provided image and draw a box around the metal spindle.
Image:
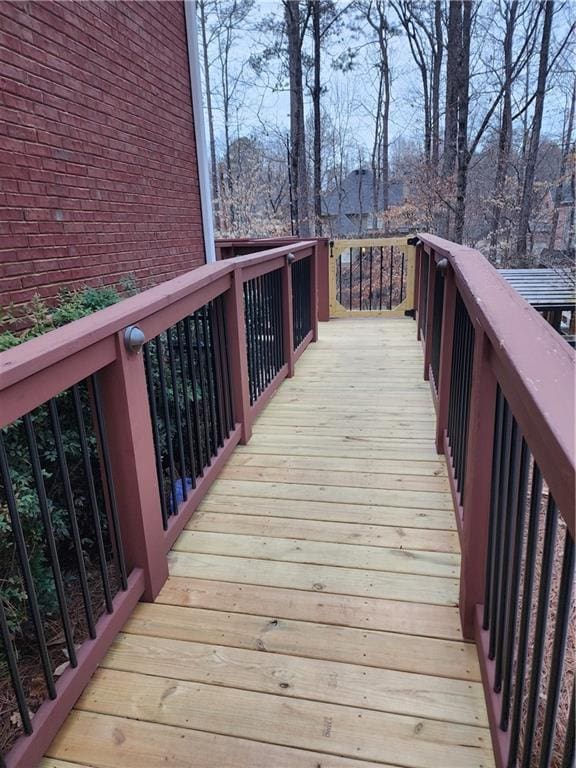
[155,336,179,513]
[0,432,56,698]
[489,401,513,659]
[400,251,405,302]
[483,387,504,630]
[507,462,543,765]
[0,596,32,734]
[144,343,170,527]
[359,248,363,311]
[368,247,373,310]
[538,532,574,768]
[23,414,77,666]
[48,397,96,637]
[72,384,113,613]
[500,438,529,728]
[166,326,188,505]
[389,246,394,310]
[521,496,559,767]
[176,321,197,488]
[184,316,206,474]
[379,246,384,310]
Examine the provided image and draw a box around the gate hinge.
[407,236,420,246]
[404,309,416,318]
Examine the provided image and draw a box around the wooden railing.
[416,233,575,768]
[0,240,319,767]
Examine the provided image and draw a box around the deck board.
[43,318,493,768]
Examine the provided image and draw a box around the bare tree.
[284,0,311,236]
[548,77,575,251]
[515,0,554,258]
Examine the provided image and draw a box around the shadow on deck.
[41,319,493,768]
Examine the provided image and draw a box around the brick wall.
[0,0,206,313]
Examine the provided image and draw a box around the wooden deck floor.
[42,319,493,768]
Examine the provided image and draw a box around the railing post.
[422,249,436,381]
[282,255,296,377]
[414,243,421,337]
[459,329,497,639]
[435,264,456,453]
[315,237,330,322]
[311,246,319,342]
[98,332,168,602]
[224,268,252,444]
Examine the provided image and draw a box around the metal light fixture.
[124,325,145,354]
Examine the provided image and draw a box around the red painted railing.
[416,234,575,768]
[0,239,320,767]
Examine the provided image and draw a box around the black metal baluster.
[48,397,97,637]
[521,495,559,767]
[72,384,113,613]
[184,316,205,475]
[166,326,188,504]
[389,246,394,309]
[208,301,225,448]
[507,462,543,766]
[368,247,373,310]
[538,532,574,768]
[400,251,405,302]
[338,251,342,304]
[0,596,32,734]
[244,285,255,405]
[90,374,128,590]
[358,248,363,310]
[263,273,273,387]
[23,414,77,666]
[489,400,513,659]
[196,308,216,458]
[349,249,353,310]
[483,386,504,630]
[500,437,529,728]
[144,343,170,527]
[379,246,384,310]
[176,321,197,488]
[205,304,221,451]
[0,432,56,698]
[155,335,179,513]
[275,269,284,371]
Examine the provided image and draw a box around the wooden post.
[315,237,330,322]
[459,329,498,638]
[311,246,319,342]
[223,268,252,444]
[282,256,296,377]
[98,332,168,602]
[414,244,421,338]
[435,266,456,453]
[423,249,436,381]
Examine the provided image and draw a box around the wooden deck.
[42,319,493,768]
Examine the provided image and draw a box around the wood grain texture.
[46,319,492,768]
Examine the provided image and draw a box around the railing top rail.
[418,232,575,527]
[0,240,316,395]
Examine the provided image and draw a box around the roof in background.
[322,169,405,216]
[499,268,576,309]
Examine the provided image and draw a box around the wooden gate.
[329,237,416,318]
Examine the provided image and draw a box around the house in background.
[321,168,405,236]
[0,0,213,315]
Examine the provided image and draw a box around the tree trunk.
[516,0,554,259]
[284,0,310,237]
[442,0,461,179]
[431,1,443,169]
[549,78,575,251]
[312,0,322,235]
[454,0,472,243]
[198,1,220,230]
[488,1,517,262]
